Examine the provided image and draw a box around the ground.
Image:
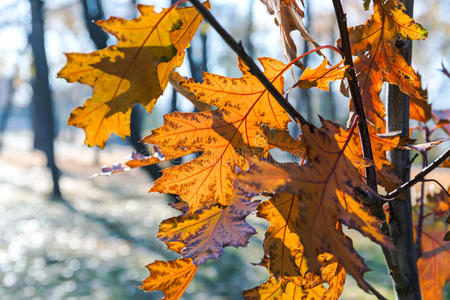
[2,130,448,299]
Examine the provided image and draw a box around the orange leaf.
[349,0,428,132]
[243,276,327,300]
[417,230,450,300]
[57,3,209,148]
[158,196,258,265]
[260,0,322,68]
[295,59,348,92]
[243,252,345,300]
[256,193,346,294]
[143,57,290,211]
[336,122,403,191]
[140,258,197,300]
[263,126,305,157]
[410,96,431,123]
[237,120,392,291]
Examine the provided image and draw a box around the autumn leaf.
[256,193,346,292]
[237,120,393,291]
[243,276,325,300]
[335,122,403,191]
[263,126,305,157]
[140,258,197,300]
[410,96,431,123]
[57,2,209,148]
[243,252,345,300]
[143,57,290,211]
[417,229,450,300]
[295,59,348,92]
[157,196,258,265]
[349,0,427,132]
[243,276,329,300]
[260,0,322,68]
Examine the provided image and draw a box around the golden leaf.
[58,3,209,147]
[237,120,393,291]
[417,230,450,300]
[295,59,348,92]
[140,258,197,300]
[349,0,428,132]
[143,57,290,211]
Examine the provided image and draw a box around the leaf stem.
[284,45,342,70]
[188,0,310,126]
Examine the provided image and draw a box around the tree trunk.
[300,0,312,121]
[80,0,107,49]
[29,0,62,198]
[386,0,421,299]
[0,77,14,149]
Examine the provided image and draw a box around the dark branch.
[331,0,378,192]
[386,148,450,198]
[188,0,309,126]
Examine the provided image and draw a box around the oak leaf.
[349,0,427,132]
[143,57,290,211]
[237,120,393,291]
[243,276,327,300]
[157,196,258,265]
[57,3,209,147]
[336,122,403,191]
[417,229,450,300]
[260,0,322,68]
[295,59,348,92]
[256,193,346,292]
[140,258,197,300]
[243,252,345,300]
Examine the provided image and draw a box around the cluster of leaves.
[59,0,449,299]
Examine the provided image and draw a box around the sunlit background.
[0,0,449,299]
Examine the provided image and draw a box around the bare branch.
[386,148,450,198]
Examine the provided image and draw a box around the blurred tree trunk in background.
[29,0,62,198]
[80,0,164,180]
[320,27,336,121]
[299,0,312,121]
[245,0,255,58]
[80,0,107,49]
[0,77,14,150]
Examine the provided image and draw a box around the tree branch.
[188,0,309,127]
[386,148,450,199]
[331,0,378,192]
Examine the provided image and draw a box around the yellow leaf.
[144,57,290,211]
[140,258,197,300]
[295,59,348,92]
[336,122,403,191]
[349,0,428,132]
[58,3,209,147]
[417,230,450,300]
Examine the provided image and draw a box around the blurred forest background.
[0,0,449,299]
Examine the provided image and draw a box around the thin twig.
[386,148,450,198]
[422,179,450,197]
[331,0,377,192]
[188,0,310,126]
